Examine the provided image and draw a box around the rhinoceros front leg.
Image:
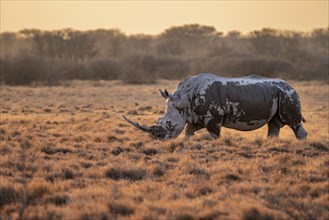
[185,123,203,137]
[206,116,223,139]
[267,115,284,138]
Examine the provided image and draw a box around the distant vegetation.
[0,24,328,85]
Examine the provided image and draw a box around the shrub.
[1,27,329,84]
[0,54,49,85]
[120,54,157,84]
[154,56,190,80]
[153,166,166,177]
[225,173,241,181]
[46,194,69,206]
[242,208,274,220]
[175,214,194,220]
[64,61,89,80]
[198,186,213,196]
[109,203,135,216]
[156,39,185,55]
[142,148,157,156]
[111,146,124,156]
[120,54,191,84]
[27,180,52,203]
[189,167,211,179]
[41,145,72,155]
[0,185,20,207]
[62,168,75,180]
[290,57,329,80]
[190,56,293,78]
[105,167,147,181]
[87,58,122,80]
[310,142,328,152]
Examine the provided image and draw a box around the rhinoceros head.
[123,89,189,139]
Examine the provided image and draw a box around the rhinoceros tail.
[302,117,306,123]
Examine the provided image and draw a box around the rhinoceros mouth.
[122,115,170,139]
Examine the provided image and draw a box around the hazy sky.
[1,1,328,34]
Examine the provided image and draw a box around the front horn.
[122,115,169,139]
[122,115,151,132]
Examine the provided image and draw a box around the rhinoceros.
[123,73,307,140]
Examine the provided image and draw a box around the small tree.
[89,29,127,58]
[158,24,222,55]
[248,28,303,61]
[63,30,97,61]
[0,32,17,56]
[248,28,281,56]
[226,30,242,38]
[311,27,329,50]
[156,39,184,55]
[129,34,153,51]
[19,29,97,61]
[160,24,221,42]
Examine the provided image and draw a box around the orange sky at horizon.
[1,1,328,35]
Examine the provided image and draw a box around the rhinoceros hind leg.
[267,115,284,138]
[293,124,307,140]
[185,123,203,136]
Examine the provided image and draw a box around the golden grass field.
[0,79,328,220]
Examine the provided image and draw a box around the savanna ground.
[0,79,328,220]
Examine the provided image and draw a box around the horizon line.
[1,24,328,36]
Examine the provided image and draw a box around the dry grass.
[0,80,328,219]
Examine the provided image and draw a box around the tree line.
[0,24,328,85]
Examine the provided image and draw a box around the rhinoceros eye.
[172,104,185,115]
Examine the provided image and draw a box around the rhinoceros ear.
[159,89,168,99]
[159,89,174,99]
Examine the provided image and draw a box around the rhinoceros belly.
[222,118,268,131]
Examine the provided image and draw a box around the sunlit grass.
[0,80,328,219]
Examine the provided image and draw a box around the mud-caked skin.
[124,73,307,140]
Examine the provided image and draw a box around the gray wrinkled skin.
[128,73,307,140]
